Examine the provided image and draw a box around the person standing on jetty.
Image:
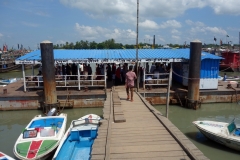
[125,65,137,102]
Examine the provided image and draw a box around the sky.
[0,0,240,50]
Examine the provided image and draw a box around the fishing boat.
[53,114,101,160]
[219,50,240,72]
[0,78,17,85]
[13,108,67,160]
[192,119,240,151]
[0,151,15,160]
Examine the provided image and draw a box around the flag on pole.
[214,37,217,41]
[226,35,229,37]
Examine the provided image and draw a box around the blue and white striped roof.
[15,49,222,64]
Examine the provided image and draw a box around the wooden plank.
[91,146,106,155]
[110,144,183,154]
[111,123,162,128]
[109,151,188,159]
[110,131,171,137]
[91,154,105,160]
[110,135,175,142]
[114,114,126,123]
[111,127,169,132]
[111,157,190,160]
[110,140,178,146]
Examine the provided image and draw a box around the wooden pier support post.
[187,40,202,109]
[40,40,58,112]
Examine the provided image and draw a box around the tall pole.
[187,40,201,109]
[166,63,172,118]
[136,0,139,91]
[40,40,58,112]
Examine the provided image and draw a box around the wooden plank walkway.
[92,86,209,160]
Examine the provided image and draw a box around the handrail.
[144,73,170,88]
[24,74,106,92]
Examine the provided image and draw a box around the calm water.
[155,103,240,160]
[0,108,103,159]
[0,68,38,79]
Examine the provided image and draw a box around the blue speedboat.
[53,114,101,160]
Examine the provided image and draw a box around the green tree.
[97,43,105,49]
[90,41,97,49]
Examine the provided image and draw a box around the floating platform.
[0,80,239,110]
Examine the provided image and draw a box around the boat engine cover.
[47,108,57,116]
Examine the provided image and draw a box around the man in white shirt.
[79,63,84,78]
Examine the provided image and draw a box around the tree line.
[53,38,233,50]
[53,38,188,49]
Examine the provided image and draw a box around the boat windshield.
[23,130,37,139]
[72,118,99,127]
[227,121,236,134]
[40,128,55,137]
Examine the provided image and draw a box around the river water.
[1,70,240,159]
[155,103,240,160]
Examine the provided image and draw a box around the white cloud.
[61,0,240,26]
[75,23,136,43]
[0,33,3,38]
[185,20,204,27]
[205,27,227,35]
[187,20,227,36]
[207,0,240,15]
[75,23,108,39]
[139,20,159,29]
[159,20,182,29]
[171,29,181,35]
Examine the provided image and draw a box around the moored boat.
[13,109,67,160]
[0,151,15,160]
[0,78,17,85]
[219,50,240,72]
[53,114,101,160]
[193,119,240,151]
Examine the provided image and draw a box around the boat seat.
[234,129,240,136]
[70,130,80,141]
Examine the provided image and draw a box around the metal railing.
[143,72,170,90]
[24,74,106,92]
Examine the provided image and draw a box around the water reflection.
[0,108,103,158]
[154,103,240,160]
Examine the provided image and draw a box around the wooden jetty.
[91,86,209,160]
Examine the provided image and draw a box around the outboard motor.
[47,108,58,116]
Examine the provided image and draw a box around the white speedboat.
[53,114,101,160]
[0,151,15,160]
[13,109,67,160]
[193,119,240,151]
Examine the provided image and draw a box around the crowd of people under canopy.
[36,62,170,87]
